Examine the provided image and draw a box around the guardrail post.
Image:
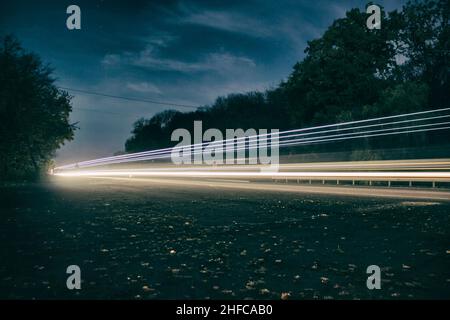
[432,181,436,188]
[409,181,412,187]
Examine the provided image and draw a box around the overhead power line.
[74,107,134,116]
[58,86,199,109]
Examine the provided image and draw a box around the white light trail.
[63,113,450,168]
[53,169,450,181]
[55,108,450,170]
[56,123,450,169]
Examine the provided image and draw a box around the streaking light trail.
[55,108,450,171]
[60,107,450,168]
[54,169,450,181]
[54,123,450,168]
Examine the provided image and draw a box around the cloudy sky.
[0,0,406,165]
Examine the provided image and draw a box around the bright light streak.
[51,159,450,175]
[62,113,450,168]
[280,124,450,148]
[55,108,450,170]
[56,124,450,169]
[53,169,450,181]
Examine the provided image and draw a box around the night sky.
[0,0,405,164]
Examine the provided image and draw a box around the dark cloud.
[0,0,406,164]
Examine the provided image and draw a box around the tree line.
[125,0,449,159]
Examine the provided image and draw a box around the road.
[53,159,450,186]
[82,176,450,201]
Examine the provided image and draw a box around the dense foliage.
[0,36,75,180]
[125,0,449,156]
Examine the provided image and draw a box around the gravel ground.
[0,177,449,299]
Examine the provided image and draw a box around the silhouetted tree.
[0,35,75,180]
[282,7,399,126]
[125,110,181,152]
[396,0,449,108]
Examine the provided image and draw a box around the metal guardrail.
[273,172,450,188]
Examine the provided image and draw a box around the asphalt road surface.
[0,177,449,299]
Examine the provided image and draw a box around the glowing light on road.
[54,170,450,179]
